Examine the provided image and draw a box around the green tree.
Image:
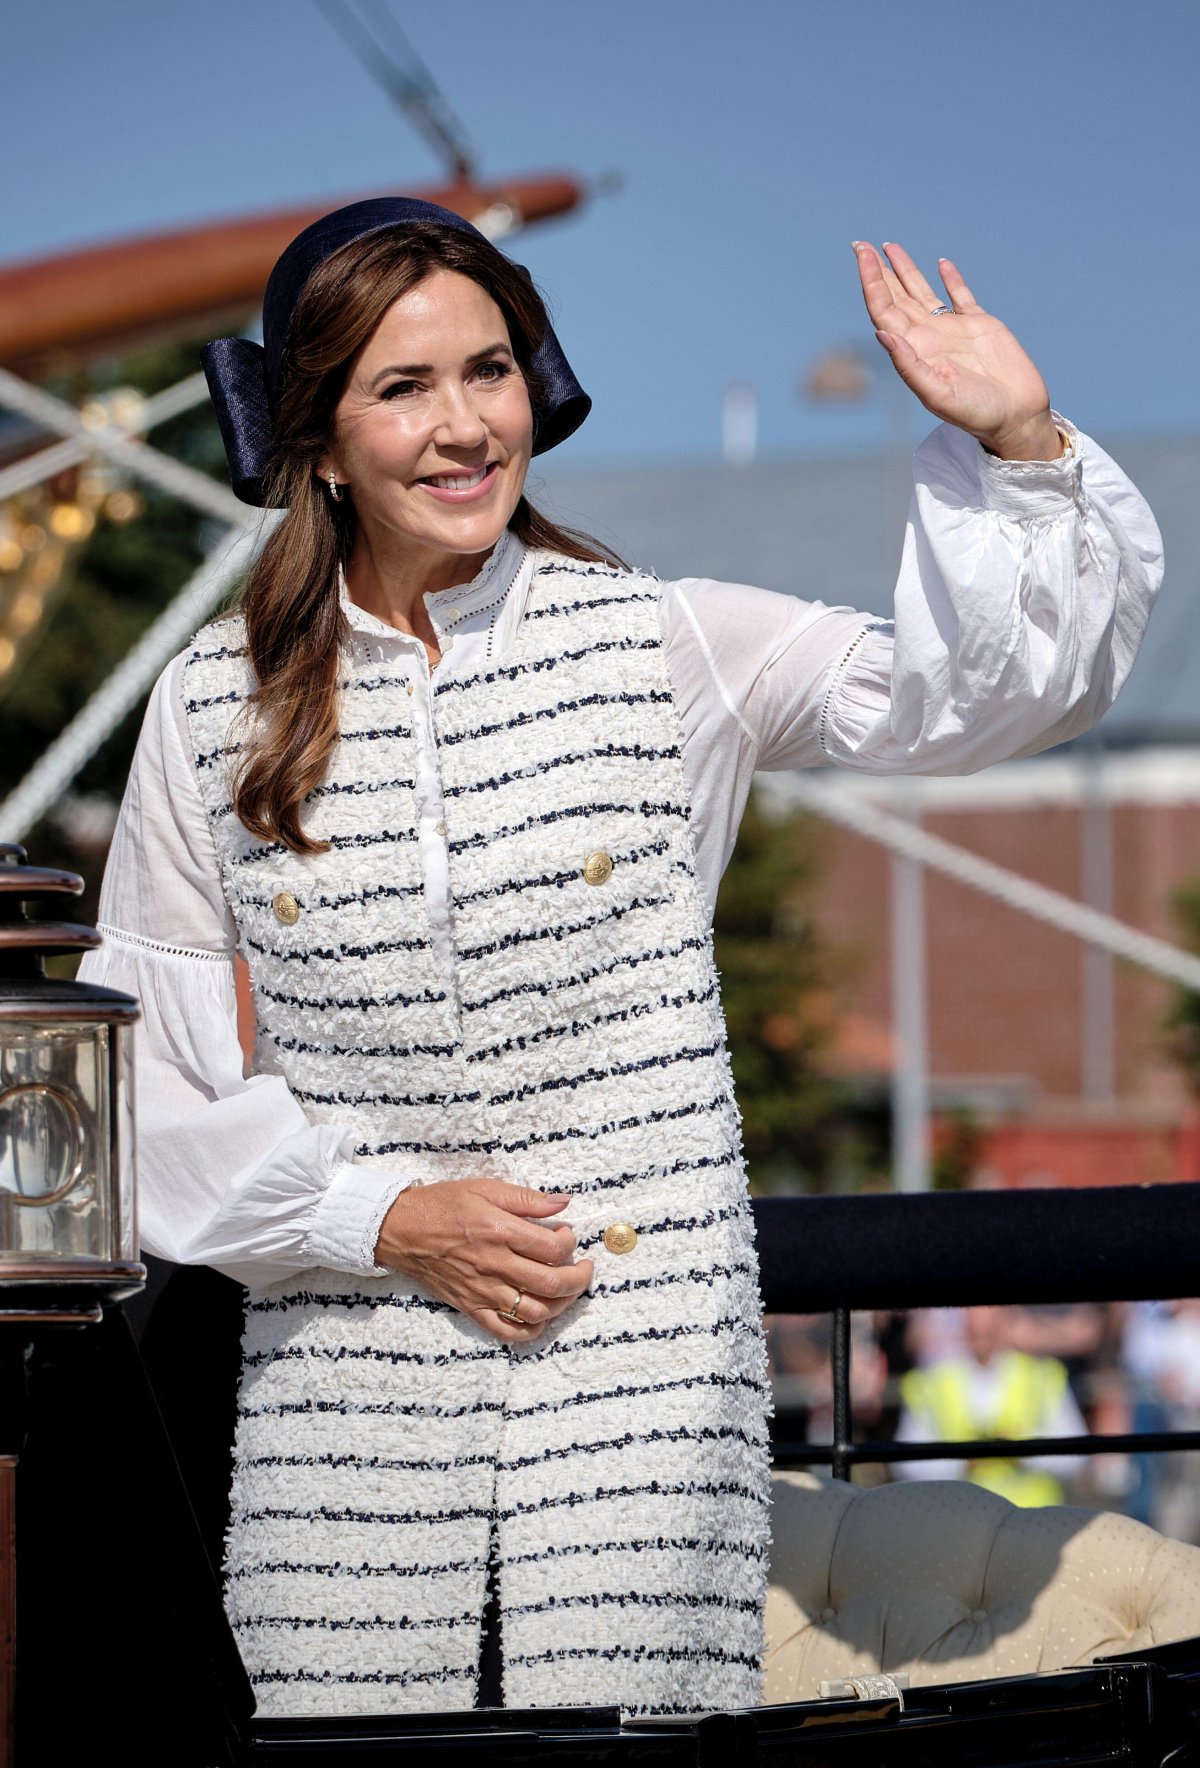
[1165,876,1200,1095]
[713,791,887,1194]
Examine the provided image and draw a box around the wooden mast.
[0,175,586,372]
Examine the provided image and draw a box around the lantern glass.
[0,1018,135,1265]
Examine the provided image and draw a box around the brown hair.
[231,223,621,855]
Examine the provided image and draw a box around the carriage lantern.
[0,842,143,1320]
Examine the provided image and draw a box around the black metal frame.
[751,1185,1200,1483]
[775,1302,1200,1482]
[242,1656,1199,1766]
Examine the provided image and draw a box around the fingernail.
[874,329,895,348]
[851,240,862,252]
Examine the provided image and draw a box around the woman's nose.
[432,383,488,449]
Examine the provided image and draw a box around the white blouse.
[78,417,1164,1288]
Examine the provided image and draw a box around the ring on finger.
[929,304,954,316]
[498,1288,528,1326]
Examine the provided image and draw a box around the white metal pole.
[0,366,252,530]
[0,524,272,840]
[0,372,212,503]
[758,771,1200,994]
[1080,744,1116,1100]
[890,787,931,1191]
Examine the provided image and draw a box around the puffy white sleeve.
[663,418,1161,912]
[811,416,1162,773]
[75,654,406,1288]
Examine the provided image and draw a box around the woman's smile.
[417,460,500,500]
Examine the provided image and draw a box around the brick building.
[802,761,1200,1186]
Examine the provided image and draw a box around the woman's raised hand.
[854,241,1063,461]
[374,1177,593,1342]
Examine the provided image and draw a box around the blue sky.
[5,0,1198,463]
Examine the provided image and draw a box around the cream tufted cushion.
[764,1470,1200,1703]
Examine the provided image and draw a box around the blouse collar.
[337,529,525,642]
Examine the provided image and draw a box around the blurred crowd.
[767,1300,1200,1541]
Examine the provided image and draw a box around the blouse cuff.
[975,411,1085,519]
[303,1161,411,1276]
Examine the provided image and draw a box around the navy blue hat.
[201,196,590,507]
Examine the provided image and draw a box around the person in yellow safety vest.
[893,1306,1088,1506]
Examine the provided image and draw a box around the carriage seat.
[764,1469,1200,1702]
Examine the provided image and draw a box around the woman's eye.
[379,380,421,400]
[476,360,512,383]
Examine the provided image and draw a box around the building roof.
[534,429,1200,749]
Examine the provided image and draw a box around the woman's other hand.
[374,1178,593,1342]
[853,241,1064,461]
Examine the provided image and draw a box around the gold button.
[583,850,613,886]
[406,681,415,697]
[272,890,300,925]
[603,1222,637,1255]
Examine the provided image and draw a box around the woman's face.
[320,267,534,571]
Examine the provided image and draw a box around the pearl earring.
[327,472,343,503]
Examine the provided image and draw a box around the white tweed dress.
[181,551,772,1717]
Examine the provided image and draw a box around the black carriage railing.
[751,1182,1200,1482]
